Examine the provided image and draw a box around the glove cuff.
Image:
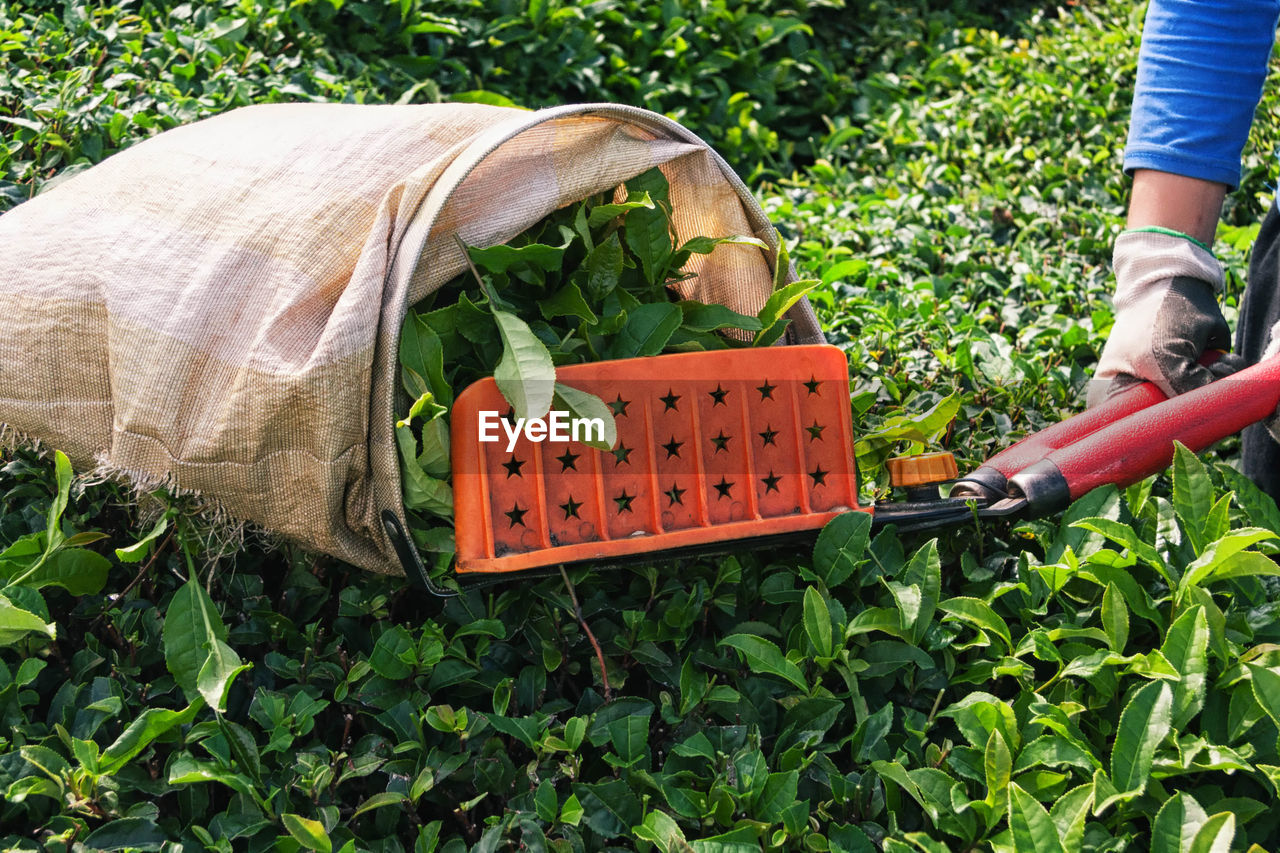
[1124,225,1214,255]
[1113,228,1225,296]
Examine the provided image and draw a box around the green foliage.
[7,440,1280,848]
[0,450,108,646]
[7,0,1280,848]
[0,0,909,207]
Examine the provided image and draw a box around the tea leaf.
[196,638,250,713]
[677,301,764,333]
[492,309,555,420]
[19,548,109,596]
[115,514,171,564]
[1110,680,1172,796]
[1101,583,1128,653]
[1048,784,1093,850]
[100,701,203,775]
[1186,812,1235,853]
[1161,606,1208,729]
[814,511,873,587]
[719,634,807,692]
[753,278,822,346]
[466,242,565,275]
[803,587,833,658]
[754,770,799,822]
[552,383,617,451]
[1179,528,1276,598]
[606,303,683,359]
[585,232,624,301]
[939,597,1013,654]
[1150,791,1209,853]
[623,204,672,284]
[1008,782,1065,853]
[282,813,332,853]
[163,580,230,702]
[400,315,453,406]
[1172,443,1213,555]
[0,596,55,645]
[984,729,1011,811]
[587,193,655,227]
[541,282,599,324]
[901,539,941,645]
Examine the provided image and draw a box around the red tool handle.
[956,381,1167,500]
[1008,354,1280,512]
[958,352,1224,501]
[982,381,1167,479]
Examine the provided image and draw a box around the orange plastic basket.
[450,344,866,575]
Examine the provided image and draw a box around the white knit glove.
[1088,229,1245,407]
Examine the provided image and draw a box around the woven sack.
[0,102,822,575]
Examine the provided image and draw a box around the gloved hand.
[1088,228,1246,407]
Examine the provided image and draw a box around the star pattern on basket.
[560,496,582,520]
[556,449,579,471]
[714,477,734,499]
[614,489,636,513]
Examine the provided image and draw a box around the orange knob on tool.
[888,452,958,488]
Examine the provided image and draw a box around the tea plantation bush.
[4,0,1280,850]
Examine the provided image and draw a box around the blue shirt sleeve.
[1124,0,1280,189]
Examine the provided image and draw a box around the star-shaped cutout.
[758,425,778,447]
[809,465,829,487]
[662,436,683,459]
[608,395,631,417]
[502,456,525,478]
[556,449,579,472]
[505,502,528,528]
[664,483,686,506]
[713,477,734,500]
[757,380,776,400]
[761,470,782,493]
[560,496,582,520]
[614,489,635,514]
[611,443,633,465]
[709,384,729,406]
[710,431,731,454]
[806,421,826,442]
[659,389,681,412]
[803,376,822,396]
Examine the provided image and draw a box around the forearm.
[1125,170,1227,248]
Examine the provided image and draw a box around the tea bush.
[4,0,1280,850]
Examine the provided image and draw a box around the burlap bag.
[0,102,822,576]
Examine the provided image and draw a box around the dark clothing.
[1237,200,1280,499]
